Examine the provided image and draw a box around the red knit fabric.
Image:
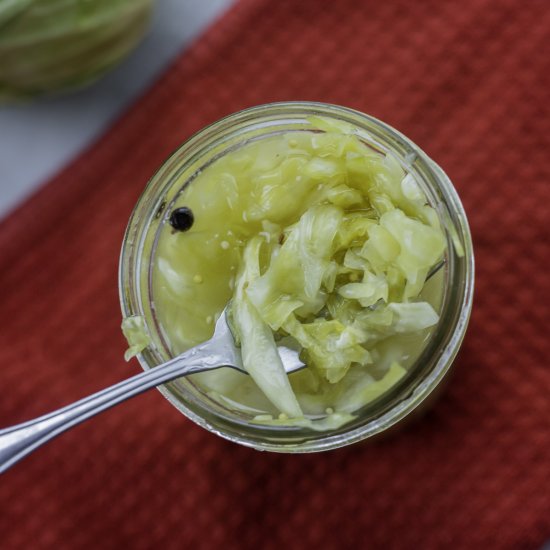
[1,1,548,548]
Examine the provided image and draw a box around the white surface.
[0,0,234,219]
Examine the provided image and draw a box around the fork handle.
[0,344,226,474]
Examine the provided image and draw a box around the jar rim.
[119,101,475,452]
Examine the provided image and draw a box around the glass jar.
[119,102,474,452]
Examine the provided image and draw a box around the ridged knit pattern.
[0,0,548,548]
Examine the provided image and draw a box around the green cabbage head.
[0,0,153,101]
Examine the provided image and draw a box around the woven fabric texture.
[1,0,549,548]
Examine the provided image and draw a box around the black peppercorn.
[169,207,194,232]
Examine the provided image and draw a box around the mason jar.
[119,101,474,452]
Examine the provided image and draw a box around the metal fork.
[0,307,305,474]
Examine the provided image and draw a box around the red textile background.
[1,0,549,548]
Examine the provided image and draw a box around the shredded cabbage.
[121,316,150,361]
[231,236,302,418]
[148,116,448,430]
[246,204,342,328]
